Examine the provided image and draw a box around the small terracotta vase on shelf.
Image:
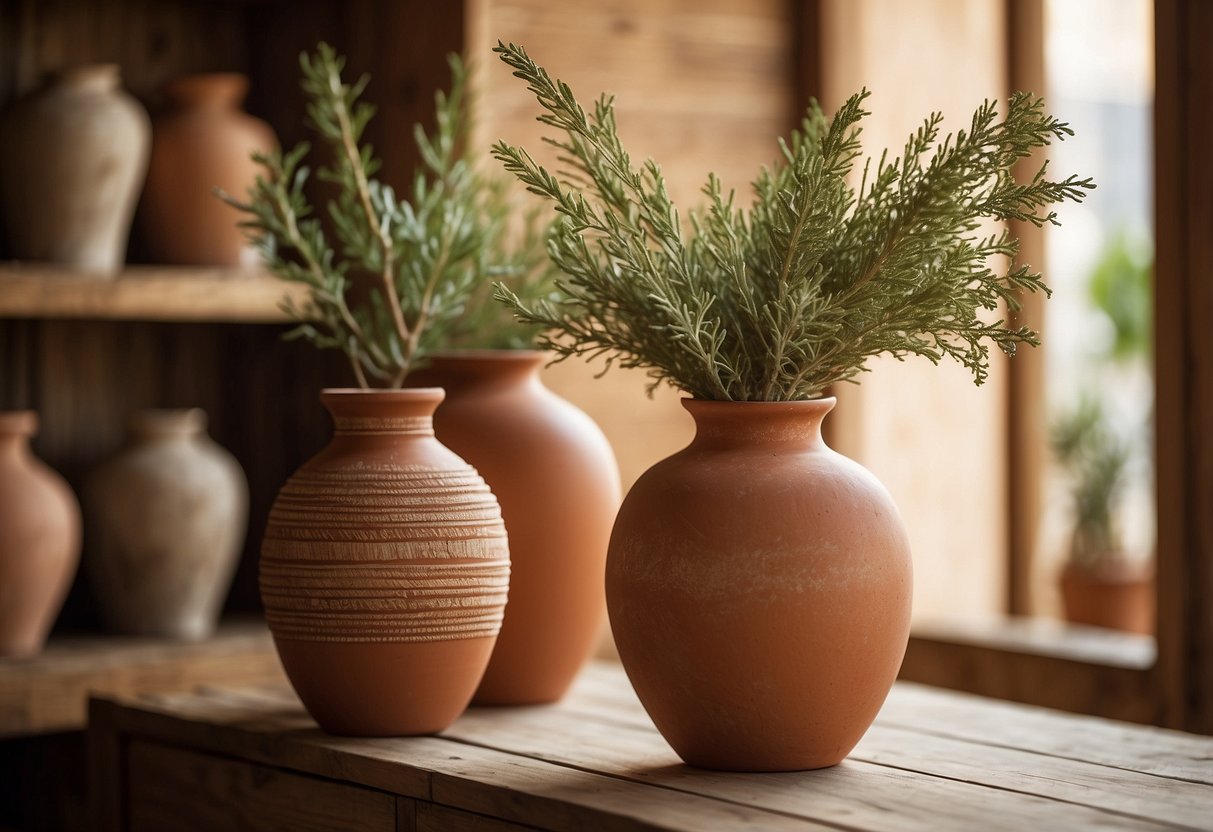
[260,388,510,736]
[606,397,913,772]
[0,64,149,273]
[408,351,622,705]
[0,412,81,658]
[85,409,248,641]
[139,73,277,267]
[1060,560,1153,635]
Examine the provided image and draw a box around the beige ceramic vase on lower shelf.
[260,389,510,736]
[408,351,621,705]
[607,397,913,771]
[0,412,80,657]
[86,409,247,640]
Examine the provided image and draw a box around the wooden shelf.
[0,264,309,323]
[0,619,285,739]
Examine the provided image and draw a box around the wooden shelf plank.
[0,619,285,738]
[0,264,309,323]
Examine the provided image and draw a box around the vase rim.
[53,63,121,91]
[321,387,445,402]
[427,348,547,361]
[128,408,207,437]
[681,396,837,411]
[162,72,249,107]
[0,410,37,437]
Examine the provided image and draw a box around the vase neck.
[684,398,835,450]
[321,388,443,438]
[54,64,121,94]
[129,409,206,442]
[411,351,545,392]
[163,73,248,111]
[0,411,36,461]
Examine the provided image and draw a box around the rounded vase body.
[86,409,248,640]
[139,73,276,266]
[0,65,150,273]
[409,351,621,705]
[260,389,510,736]
[606,398,912,771]
[0,412,81,657]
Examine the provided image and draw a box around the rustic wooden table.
[89,661,1213,831]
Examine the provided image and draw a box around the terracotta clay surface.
[0,64,149,273]
[606,398,913,771]
[86,409,248,640]
[409,351,621,705]
[1060,561,1154,635]
[260,389,510,736]
[139,73,276,266]
[0,412,81,657]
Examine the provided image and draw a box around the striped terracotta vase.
[260,388,510,736]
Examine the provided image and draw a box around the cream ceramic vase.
[0,412,81,657]
[260,389,510,736]
[86,409,247,640]
[0,64,150,273]
[139,73,277,266]
[408,351,622,705]
[606,398,913,771]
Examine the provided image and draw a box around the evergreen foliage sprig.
[490,42,1095,400]
[222,44,555,387]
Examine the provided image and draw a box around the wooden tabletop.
[89,660,1213,831]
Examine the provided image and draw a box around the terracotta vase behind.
[86,409,248,640]
[607,398,913,771]
[409,351,621,705]
[0,412,81,657]
[0,64,150,273]
[139,73,276,266]
[260,389,510,736]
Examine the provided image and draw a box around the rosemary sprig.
[491,41,1095,400]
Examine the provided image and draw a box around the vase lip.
[427,348,547,362]
[321,387,446,403]
[128,408,207,438]
[52,63,121,92]
[681,396,837,412]
[0,410,37,438]
[162,72,249,108]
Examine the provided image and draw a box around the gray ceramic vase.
[86,409,247,639]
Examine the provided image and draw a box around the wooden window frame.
[798,0,1213,732]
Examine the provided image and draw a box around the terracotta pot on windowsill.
[1059,559,1154,635]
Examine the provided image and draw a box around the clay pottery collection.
[0,412,81,658]
[86,409,247,641]
[409,351,621,705]
[0,64,149,273]
[259,389,510,736]
[606,397,913,771]
[1060,560,1154,635]
[139,73,276,266]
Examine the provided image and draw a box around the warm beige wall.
[469,0,796,492]
[820,0,1011,623]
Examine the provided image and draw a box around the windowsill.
[911,616,1156,670]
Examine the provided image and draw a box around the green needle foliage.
[223,44,555,388]
[491,41,1095,401]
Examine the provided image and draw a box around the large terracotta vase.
[260,389,510,735]
[0,64,149,273]
[85,409,248,640]
[409,351,621,705]
[139,73,276,266]
[606,398,913,771]
[0,412,81,657]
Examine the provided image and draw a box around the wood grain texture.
[0,619,284,738]
[127,740,396,832]
[87,662,1213,832]
[0,265,306,322]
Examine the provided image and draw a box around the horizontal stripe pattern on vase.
[261,462,509,644]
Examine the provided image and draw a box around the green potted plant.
[1053,232,1153,634]
[226,44,620,734]
[491,41,1093,771]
